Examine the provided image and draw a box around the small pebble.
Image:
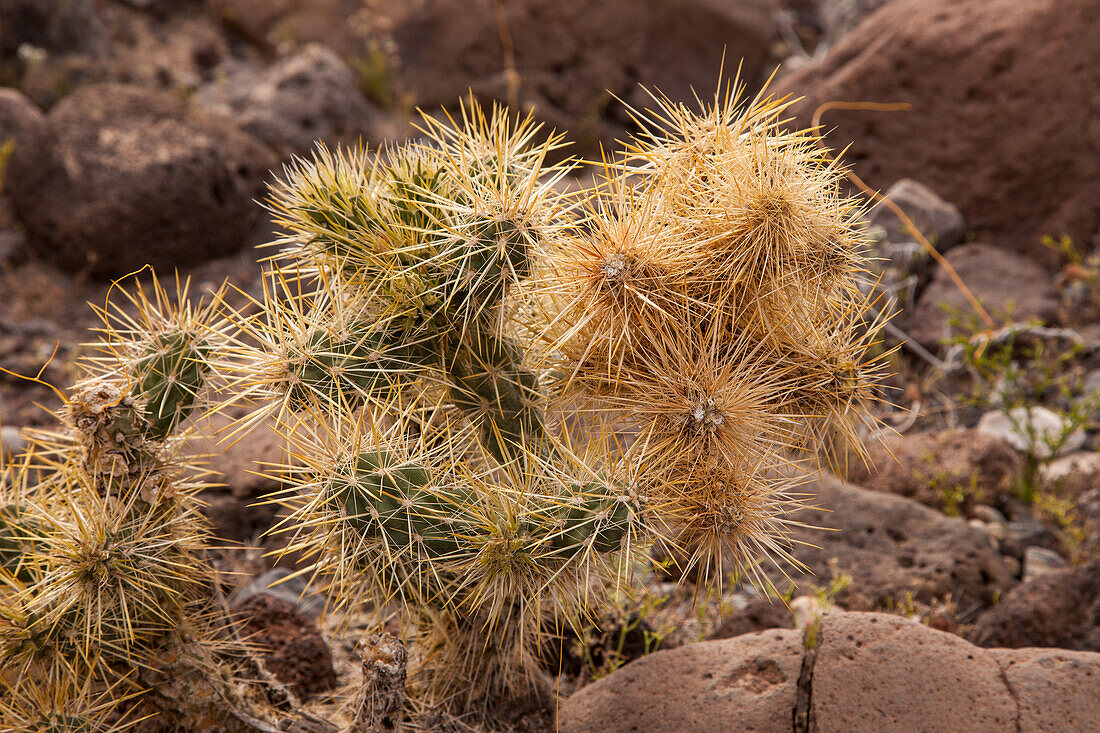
[1002,518,1055,557]
[229,568,326,617]
[1,426,26,457]
[971,505,1007,525]
[977,407,1085,459]
[1022,546,1068,582]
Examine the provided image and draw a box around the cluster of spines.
[530,84,887,588]
[0,276,264,731]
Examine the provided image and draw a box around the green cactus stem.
[286,324,436,411]
[550,482,630,555]
[329,451,465,557]
[131,331,212,441]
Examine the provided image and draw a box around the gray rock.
[229,568,326,617]
[868,178,966,251]
[0,426,26,457]
[1042,451,1100,483]
[0,88,44,145]
[971,504,1007,525]
[197,44,378,158]
[8,84,276,277]
[878,239,929,274]
[977,407,1086,459]
[1022,546,1069,581]
[1001,517,1058,560]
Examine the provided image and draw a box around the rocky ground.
[2,0,1100,731]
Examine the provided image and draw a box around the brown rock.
[778,0,1100,265]
[770,474,1016,610]
[558,628,803,733]
[989,647,1100,732]
[561,611,1100,732]
[810,613,1016,731]
[234,594,336,701]
[0,0,107,58]
[966,560,1100,652]
[712,598,794,639]
[380,0,776,151]
[8,84,275,277]
[845,428,1021,517]
[907,243,1060,348]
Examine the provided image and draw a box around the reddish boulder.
[778,0,1100,265]
[810,613,1016,731]
[560,612,1100,732]
[558,627,803,733]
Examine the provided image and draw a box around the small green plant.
[945,308,1099,502]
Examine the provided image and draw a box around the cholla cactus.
[218,88,884,718]
[1,81,886,728]
[0,276,271,732]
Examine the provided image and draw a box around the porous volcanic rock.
[778,0,1100,265]
[558,627,803,733]
[561,612,1100,732]
[197,43,379,157]
[378,0,777,150]
[907,243,1059,348]
[809,613,1016,731]
[8,84,275,276]
[846,428,1021,517]
[770,474,1016,610]
[811,612,1100,732]
[966,560,1100,653]
[234,593,336,701]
